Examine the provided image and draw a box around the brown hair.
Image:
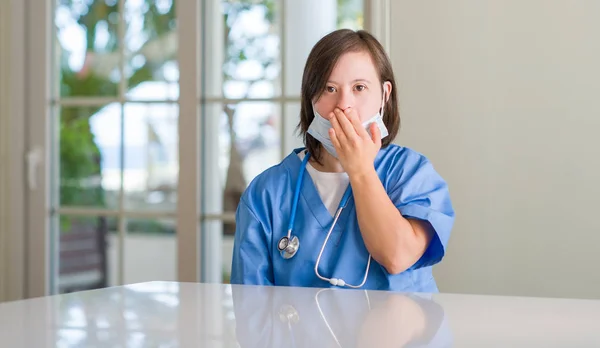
[296,29,400,163]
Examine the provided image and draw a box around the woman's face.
[314,50,391,123]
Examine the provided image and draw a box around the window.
[42,0,366,294]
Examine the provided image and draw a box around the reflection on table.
[232,285,450,348]
[1,281,600,347]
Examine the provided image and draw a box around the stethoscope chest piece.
[278,235,299,259]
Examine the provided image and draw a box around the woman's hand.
[328,107,381,178]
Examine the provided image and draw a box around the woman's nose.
[336,89,354,111]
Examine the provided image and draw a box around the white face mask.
[307,90,389,158]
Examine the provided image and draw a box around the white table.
[1,282,599,347]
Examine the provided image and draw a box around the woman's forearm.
[350,168,432,274]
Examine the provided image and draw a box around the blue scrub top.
[230,144,455,292]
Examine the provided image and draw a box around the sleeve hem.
[397,204,453,270]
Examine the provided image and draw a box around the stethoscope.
[277,152,372,288]
[278,289,372,348]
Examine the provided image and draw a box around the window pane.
[202,101,281,282]
[125,0,178,101]
[283,102,304,155]
[57,215,117,294]
[202,100,281,214]
[59,106,120,209]
[283,0,336,97]
[283,0,364,97]
[210,0,281,99]
[337,0,364,30]
[54,0,122,98]
[122,103,179,212]
[124,218,176,285]
[217,102,280,215]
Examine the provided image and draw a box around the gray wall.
[389,1,600,299]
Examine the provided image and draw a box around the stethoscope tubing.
[281,151,372,288]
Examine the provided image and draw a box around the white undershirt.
[298,151,349,217]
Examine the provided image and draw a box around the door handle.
[26,147,42,191]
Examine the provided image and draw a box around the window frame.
[0,0,27,302]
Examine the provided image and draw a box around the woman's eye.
[326,86,336,93]
[355,84,366,92]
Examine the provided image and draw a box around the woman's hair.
[297,29,400,162]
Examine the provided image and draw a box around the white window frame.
[15,0,390,299]
[176,0,201,283]
[0,0,26,303]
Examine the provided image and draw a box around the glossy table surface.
[1,282,599,347]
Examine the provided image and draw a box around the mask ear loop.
[380,84,387,118]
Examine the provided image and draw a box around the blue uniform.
[231,144,455,292]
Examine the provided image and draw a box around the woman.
[230,29,455,292]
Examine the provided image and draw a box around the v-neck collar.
[284,148,356,232]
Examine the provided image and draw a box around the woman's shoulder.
[241,150,300,204]
[376,143,449,193]
[377,144,435,173]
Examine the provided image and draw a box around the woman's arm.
[230,198,275,285]
[350,169,432,274]
[329,107,452,274]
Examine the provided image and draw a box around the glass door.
[47,0,181,294]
